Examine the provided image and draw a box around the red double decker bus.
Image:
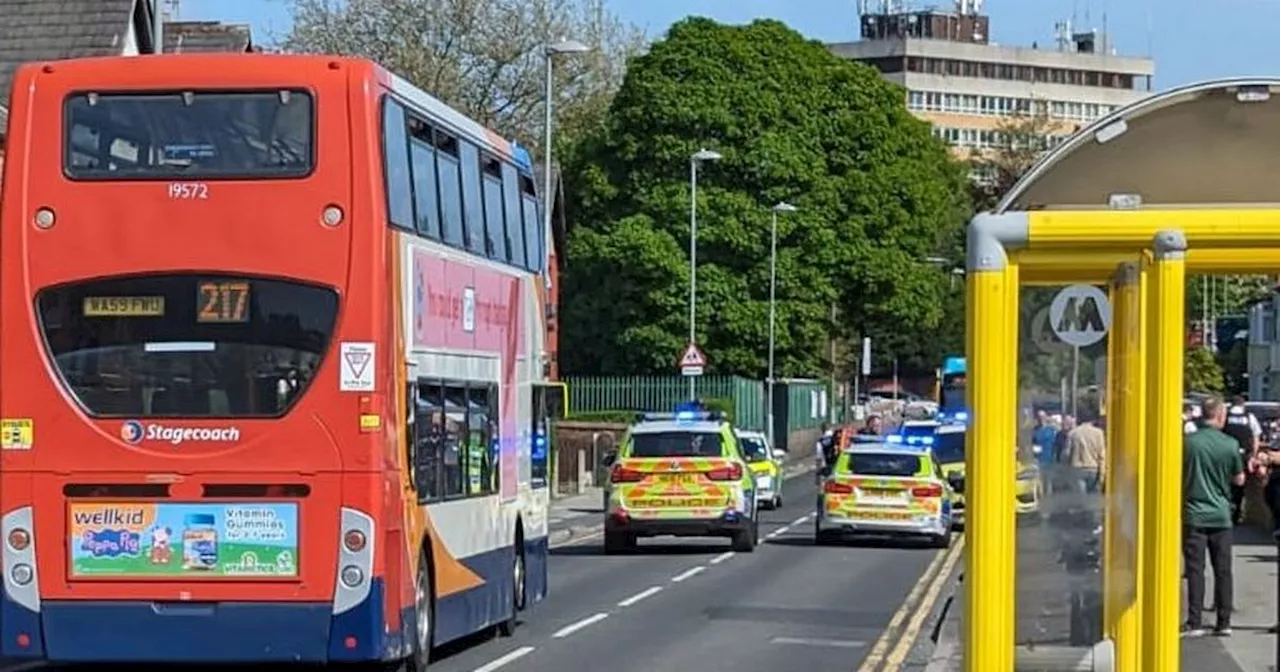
[0,53,560,667]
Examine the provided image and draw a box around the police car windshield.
[738,436,768,462]
[934,431,965,464]
[847,453,920,477]
[632,432,723,458]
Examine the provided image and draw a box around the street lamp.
[688,148,723,400]
[541,39,591,289]
[767,201,798,448]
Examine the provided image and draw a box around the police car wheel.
[604,532,634,554]
[931,529,952,549]
[773,495,783,509]
[731,523,756,553]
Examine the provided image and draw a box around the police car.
[602,410,759,554]
[815,437,955,548]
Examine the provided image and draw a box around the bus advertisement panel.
[0,53,556,668]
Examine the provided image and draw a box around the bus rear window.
[37,274,338,418]
[845,453,921,477]
[64,90,313,179]
[630,432,723,458]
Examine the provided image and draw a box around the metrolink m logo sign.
[1049,284,1112,348]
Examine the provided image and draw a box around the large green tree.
[559,18,969,377]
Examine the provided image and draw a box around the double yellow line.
[856,534,965,672]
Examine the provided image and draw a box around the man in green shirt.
[1182,396,1246,637]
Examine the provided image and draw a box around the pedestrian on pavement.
[1184,402,1202,435]
[1031,409,1059,466]
[1053,414,1077,464]
[1065,407,1105,494]
[814,422,836,477]
[1182,396,1246,637]
[1224,395,1262,525]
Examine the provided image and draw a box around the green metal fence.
[565,376,766,431]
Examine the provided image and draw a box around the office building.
[828,0,1155,159]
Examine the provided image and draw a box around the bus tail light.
[332,507,374,615]
[7,528,30,552]
[706,463,743,481]
[824,481,854,495]
[343,529,366,553]
[2,507,39,612]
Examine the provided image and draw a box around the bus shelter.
[964,77,1280,672]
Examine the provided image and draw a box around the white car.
[735,430,786,509]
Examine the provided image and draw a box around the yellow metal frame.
[964,208,1263,672]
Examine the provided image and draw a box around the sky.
[177,0,1280,89]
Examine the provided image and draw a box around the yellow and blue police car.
[815,438,955,548]
[602,410,760,554]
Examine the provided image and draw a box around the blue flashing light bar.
[937,410,970,425]
[641,410,724,423]
[884,434,934,446]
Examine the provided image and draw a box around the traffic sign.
[679,343,706,377]
[1030,307,1069,355]
[1049,284,1112,348]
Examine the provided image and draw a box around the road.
[431,471,950,672]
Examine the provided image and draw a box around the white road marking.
[552,612,610,638]
[671,566,706,582]
[472,645,536,672]
[709,551,735,565]
[771,636,866,648]
[617,586,663,607]
[791,515,810,525]
[766,528,785,539]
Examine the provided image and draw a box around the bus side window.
[381,99,414,230]
[407,116,442,240]
[531,385,548,489]
[459,141,487,256]
[466,384,494,496]
[489,383,501,495]
[442,384,469,499]
[500,163,527,268]
[413,380,444,504]
[480,156,508,262]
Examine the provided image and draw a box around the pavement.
[913,493,1273,671]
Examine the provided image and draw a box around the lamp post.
[541,39,590,289]
[688,148,722,400]
[767,201,797,448]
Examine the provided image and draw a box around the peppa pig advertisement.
[68,502,299,578]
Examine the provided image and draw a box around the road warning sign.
[679,343,707,377]
[340,342,376,392]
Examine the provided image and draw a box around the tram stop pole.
[1139,231,1187,670]
[964,214,1023,672]
[1103,262,1146,672]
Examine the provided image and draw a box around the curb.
[548,522,601,548]
[924,576,963,671]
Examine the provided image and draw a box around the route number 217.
[167,183,209,199]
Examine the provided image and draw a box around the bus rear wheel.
[408,552,434,671]
[498,541,524,636]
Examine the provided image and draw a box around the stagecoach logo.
[119,420,241,446]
